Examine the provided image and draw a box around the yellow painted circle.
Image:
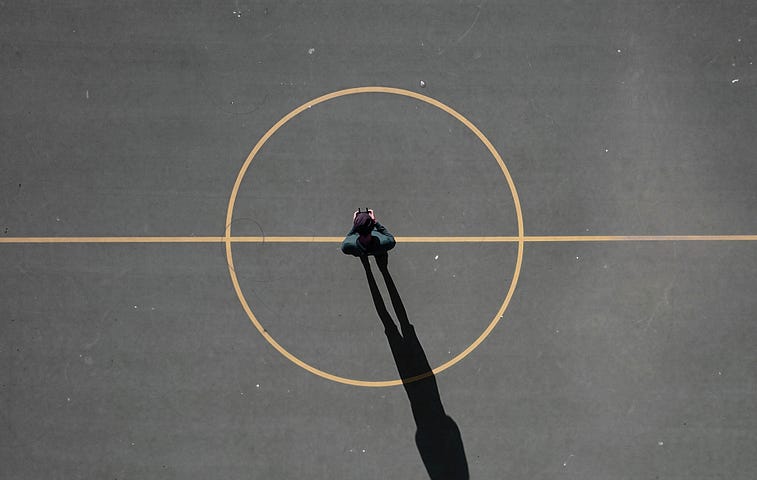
[225,86,524,387]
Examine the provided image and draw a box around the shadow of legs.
[361,254,469,480]
[360,255,399,336]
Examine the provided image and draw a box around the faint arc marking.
[437,0,486,55]
[455,0,485,45]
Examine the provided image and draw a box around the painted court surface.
[2,1,756,478]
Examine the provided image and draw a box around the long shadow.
[361,254,469,480]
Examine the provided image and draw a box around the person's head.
[354,212,375,247]
[354,212,374,234]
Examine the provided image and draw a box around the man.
[341,209,396,257]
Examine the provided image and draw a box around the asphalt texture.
[2,1,757,479]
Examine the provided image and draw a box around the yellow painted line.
[2,235,757,244]
[397,236,520,242]
[233,236,343,243]
[524,235,757,242]
[0,236,225,244]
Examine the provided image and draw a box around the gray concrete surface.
[2,1,756,478]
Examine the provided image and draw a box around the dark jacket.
[341,221,396,257]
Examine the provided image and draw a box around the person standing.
[341,209,396,257]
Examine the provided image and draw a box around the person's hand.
[368,209,376,222]
[353,209,360,221]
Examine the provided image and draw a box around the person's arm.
[342,232,360,255]
[373,222,396,250]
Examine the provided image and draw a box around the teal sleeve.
[373,222,396,251]
[341,233,361,256]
